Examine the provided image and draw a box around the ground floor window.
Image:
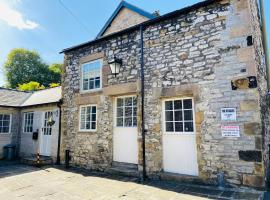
[79,105,97,131]
[164,98,194,133]
[0,114,11,133]
[23,112,34,133]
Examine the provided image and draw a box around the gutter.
[259,0,270,90]
[56,100,63,165]
[140,25,146,181]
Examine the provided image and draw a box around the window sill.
[78,130,97,133]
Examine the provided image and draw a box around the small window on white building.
[23,112,34,133]
[164,98,194,133]
[81,59,102,91]
[80,105,97,131]
[0,114,11,134]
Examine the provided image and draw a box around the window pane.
[125,97,133,106]
[91,122,96,130]
[165,111,173,121]
[3,121,9,127]
[86,122,90,129]
[125,117,132,127]
[92,106,96,114]
[3,115,10,120]
[125,107,132,118]
[95,78,100,88]
[183,99,192,109]
[117,118,123,127]
[133,97,137,106]
[89,79,94,89]
[83,79,88,90]
[175,122,183,132]
[117,99,123,107]
[133,107,137,116]
[92,114,96,122]
[184,122,194,132]
[165,101,173,110]
[184,110,193,120]
[174,100,182,110]
[166,122,174,132]
[117,108,123,117]
[174,111,183,121]
[133,117,137,126]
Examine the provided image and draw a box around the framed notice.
[221,108,236,121]
[221,125,240,137]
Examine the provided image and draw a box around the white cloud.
[0,2,39,30]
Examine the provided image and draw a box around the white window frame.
[80,59,103,93]
[0,114,12,134]
[79,104,97,132]
[162,97,195,135]
[23,112,34,133]
[115,95,137,128]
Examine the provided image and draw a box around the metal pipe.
[56,101,62,165]
[140,25,147,181]
[259,0,270,90]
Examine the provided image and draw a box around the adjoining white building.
[0,87,61,162]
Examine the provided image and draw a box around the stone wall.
[61,0,268,188]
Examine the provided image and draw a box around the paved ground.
[0,162,265,200]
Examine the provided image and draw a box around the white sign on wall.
[221,125,240,137]
[221,108,236,121]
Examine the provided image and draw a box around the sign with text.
[221,125,240,137]
[221,108,236,121]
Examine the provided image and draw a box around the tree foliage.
[3,48,62,89]
[18,81,45,91]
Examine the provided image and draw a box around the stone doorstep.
[106,162,139,178]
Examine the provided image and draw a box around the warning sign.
[221,125,240,137]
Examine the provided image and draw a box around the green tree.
[18,81,45,91]
[3,48,62,88]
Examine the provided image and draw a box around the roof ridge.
[0,87,32,93]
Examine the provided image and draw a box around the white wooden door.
[40,111,53,156]
[113,96,138,164]
[163,98,198,176]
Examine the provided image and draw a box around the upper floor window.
[0,114,11,134]
[23,112,34,133]
[81,59,102,91]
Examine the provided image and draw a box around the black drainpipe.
[140,25,146,181]
[56,100,62,165]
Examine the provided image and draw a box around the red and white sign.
[221,125,240,137]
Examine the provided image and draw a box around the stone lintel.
[103,82,138,96]
[160,84,200,100]
[79,52,105,64]
[76,94,101,105]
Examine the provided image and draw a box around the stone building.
[60,0,270,188]
[0,87,62,162]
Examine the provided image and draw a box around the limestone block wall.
[61,0,268,188]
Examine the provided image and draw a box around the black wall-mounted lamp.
[108,57,122,76]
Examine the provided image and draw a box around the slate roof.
[0,87,61,107]
[96,1,156,38]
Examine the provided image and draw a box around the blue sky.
[0,0,269,86]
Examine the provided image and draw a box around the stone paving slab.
[0,164,265,200]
